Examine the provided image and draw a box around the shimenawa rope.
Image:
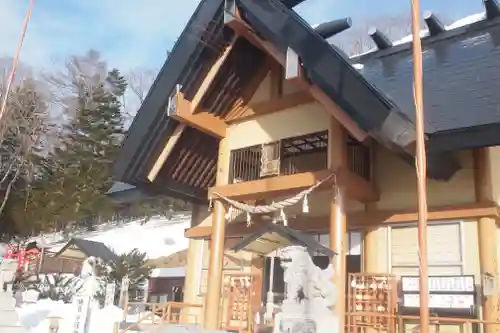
[210,172,337,225]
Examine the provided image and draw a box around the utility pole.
[0,0,34,124]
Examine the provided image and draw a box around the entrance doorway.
[260,231,362,307]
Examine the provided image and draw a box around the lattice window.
[390,221,464,277]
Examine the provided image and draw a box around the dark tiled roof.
[55,238,118,263]
[356,18,500,135]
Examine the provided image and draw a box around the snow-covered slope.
[31,212,192,260]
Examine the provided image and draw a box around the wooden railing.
[344,312,500,333]
[228,133,371,185]
[120,301,203,333]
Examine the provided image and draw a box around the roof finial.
[368,28,393,50]
[314,18,352,39]
[484,0,500,20]
[424,12,446,36]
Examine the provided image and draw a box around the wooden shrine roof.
[113,0,500,202]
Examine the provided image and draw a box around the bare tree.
[127,67,156,104]
[0,73,50,215]
[124,67,157,123]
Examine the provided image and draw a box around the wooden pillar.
[328,117,347,329]
[474,148,500,331]
[203,138,229,330]
[330,188,347,328]
[203,201,227,329]
[363,228,378,273]
[363,204,378,273]
[183,205,208,323]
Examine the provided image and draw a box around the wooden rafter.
[191,36,238,114]
[224,58,272,121]
[226,17,367,142]
[147,123,186,182]
[208,167,378,203]
[170,92,227,138]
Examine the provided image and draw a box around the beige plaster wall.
[226,102,329,151]
[375,146,475,210]
[367,146,479,274]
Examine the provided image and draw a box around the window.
[309,232,362,256]
[390,222,463,277]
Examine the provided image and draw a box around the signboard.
[400,275,476,314]
[403,294,475,309]
[119,276,130,308]
[72,296,91,333]
[105,283,116,306]
[401,276,474,293]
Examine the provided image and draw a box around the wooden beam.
[169,92,227,138]
[226,18,368,142]
[208,167,378,203]
[225,91,314,123]
[191,37,237,114]
[147,123,186,182]
[184,201,499,239]
[269,60,283,98]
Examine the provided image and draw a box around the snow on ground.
[84,215,191,260]
[16,299,124,333]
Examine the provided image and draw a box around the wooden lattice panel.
[260,142,280,177]
[222,273,258,333]
[347,273,397,332]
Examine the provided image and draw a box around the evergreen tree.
[106,248,151,302]
[30,51,127,229]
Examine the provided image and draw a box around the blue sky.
[0,0,485,72]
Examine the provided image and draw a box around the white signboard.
[72,296,90,333]
[401,276,475,292]
[119,276,130,308]
[105,283,116,306]
[403,294,475,309]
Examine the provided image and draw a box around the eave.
[113,0,225,186]
[185,201,499,239]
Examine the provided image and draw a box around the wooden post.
[203,138,229,330]
[474,148,500,332]
[328,117,347,330]
[409,0,430,330]
[363,203,378,273]
[330,187,347,329]
[203,200,227,329]
[183,205,207,320]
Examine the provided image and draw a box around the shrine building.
[112,0,500,332]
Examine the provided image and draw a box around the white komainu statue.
[274,246,339,333]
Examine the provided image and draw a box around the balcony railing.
[228,131,371,185]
